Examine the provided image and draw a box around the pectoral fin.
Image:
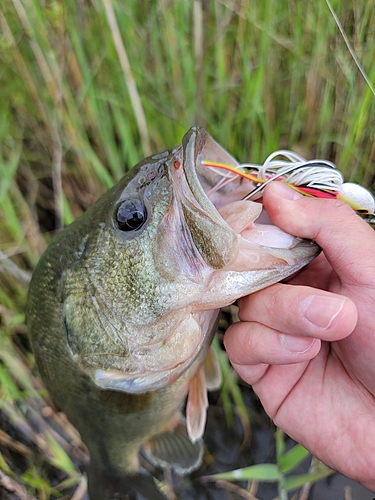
[142,421,203,475]
[186,366,208,443]
[203,345,222,390]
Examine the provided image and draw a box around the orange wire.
[202,161,262,183]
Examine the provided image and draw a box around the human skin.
[224,181,375,491]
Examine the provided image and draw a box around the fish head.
[62,127,319,394]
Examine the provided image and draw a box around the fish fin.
[203,345,222,390]
[142,421,203,475]
[87,463,166,500]
[186,366,208,442]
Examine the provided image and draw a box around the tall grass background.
[0,0,374,498]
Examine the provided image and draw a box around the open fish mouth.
[176,126,319,272]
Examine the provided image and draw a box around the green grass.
[0,0,374,498]
[203,428,334,499]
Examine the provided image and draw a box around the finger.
[230,362,269,387]
[263,182,375,286]
[284,253,333,289]
[231,360,312,406]
[224,320,321,367]
[236,283,358,340]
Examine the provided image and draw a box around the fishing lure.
[203,150,375,216]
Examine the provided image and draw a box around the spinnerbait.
[203,150,375,216]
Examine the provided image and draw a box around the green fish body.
[27,128,318,499]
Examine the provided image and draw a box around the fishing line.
[325,0,375,97]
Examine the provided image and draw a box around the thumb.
[263,182,375,286]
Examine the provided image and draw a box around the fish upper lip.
[181,126,236,227]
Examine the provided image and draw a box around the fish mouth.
[177,126,319,272]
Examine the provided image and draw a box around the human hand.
[224,181,375,491]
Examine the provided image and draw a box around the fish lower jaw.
[216,199,317,271]
[218,222,318,272]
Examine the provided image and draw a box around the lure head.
[338,182,375,215]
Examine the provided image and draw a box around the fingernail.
[281,334,315,353]
[273,182,304,200]
[301,295,345,329]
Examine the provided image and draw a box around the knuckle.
[321,198,354,218]
[270,284,294,314]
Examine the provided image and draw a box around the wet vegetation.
[0,0,375,498]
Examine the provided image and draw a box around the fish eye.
[115,199,147,232]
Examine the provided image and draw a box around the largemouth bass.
[27,127,318,499]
